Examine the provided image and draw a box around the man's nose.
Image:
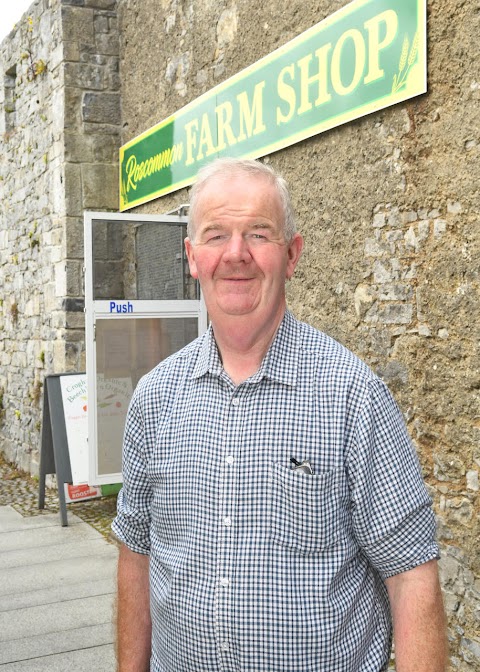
[222,233,252,262]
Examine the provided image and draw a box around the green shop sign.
[120,0,426,210]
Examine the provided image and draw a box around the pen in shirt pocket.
[290,457,314,475]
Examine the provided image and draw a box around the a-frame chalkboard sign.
[38,373,81,526]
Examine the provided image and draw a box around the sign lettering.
[120,0,425,210]
[109,301,134,314]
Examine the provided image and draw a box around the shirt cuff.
[362,505,440,579]
[111,488,151,555]
[111,516,151,555]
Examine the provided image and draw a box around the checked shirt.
[112,310,439,672]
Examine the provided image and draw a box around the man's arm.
[385,559,447,672]
[116,544,152,672]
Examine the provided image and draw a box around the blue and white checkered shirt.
[113,310,439,672]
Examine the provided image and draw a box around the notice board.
[39,374,101,526]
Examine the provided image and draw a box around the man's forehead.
[197,186,281,224]
[196,172,279,208]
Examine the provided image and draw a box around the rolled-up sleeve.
[111,382,152,555]
[347,378,439,579]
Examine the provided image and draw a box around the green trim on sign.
[119,0,426,211]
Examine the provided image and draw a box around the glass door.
[84,211,207,485]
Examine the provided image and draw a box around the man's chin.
[214,299,259,317]
[219,306,256,317]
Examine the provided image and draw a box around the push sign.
[109,301,134,314]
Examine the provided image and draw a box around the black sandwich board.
[38,373,80,526]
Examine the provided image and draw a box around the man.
[113,158,447,671]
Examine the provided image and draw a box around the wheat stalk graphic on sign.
[120,174,129,208]
[392,32,419,94]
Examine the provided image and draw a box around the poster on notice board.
[59,374,102,501]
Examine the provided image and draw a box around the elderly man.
[113,158,446,671]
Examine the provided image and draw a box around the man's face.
[185,173,303,330]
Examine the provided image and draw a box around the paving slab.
[0,623,113,665]
[0,505,82,532]
[1,515,103,552]
[0,553,118,598]
[0,537,116,571]
[0,576,116,612]
[0,506,119,670]
[0,644,116,671]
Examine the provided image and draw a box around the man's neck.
[212,309,286,386]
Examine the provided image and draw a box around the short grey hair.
[187,157,296,242]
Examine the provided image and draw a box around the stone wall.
[0,0,120,473]
[118,0,479,668]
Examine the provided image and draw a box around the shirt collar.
[191,324,223,379]
[191,310,299,387]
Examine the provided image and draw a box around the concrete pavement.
[0,504,118,670]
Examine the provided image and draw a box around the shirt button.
[226,455,234,465]
[223,516,232,527]
[221,641,229,651]
[231,397,240,406]
[220,577,230,587]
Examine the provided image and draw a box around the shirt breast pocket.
[270,463,348,554]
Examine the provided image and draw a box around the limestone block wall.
[118,0,479,668]
[0,0,120,473]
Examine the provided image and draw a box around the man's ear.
[184,238,198,279]
[286,233,304,280]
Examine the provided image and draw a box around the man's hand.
[385,560,447,672]
[116,544,151,672]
